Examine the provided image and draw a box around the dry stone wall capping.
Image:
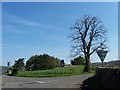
[95,67,120,88]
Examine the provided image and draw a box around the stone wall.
[95,67,120,88]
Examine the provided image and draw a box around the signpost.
[60,60,64,74]
[7,62,11,74]
[60,60,64,67]
[7,62,10,67]
[96,48,108,67]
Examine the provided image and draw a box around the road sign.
[60,60,64,67]
[96,50,108,62]
[7,62,10,67]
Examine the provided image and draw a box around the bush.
[12,68,18,76]
[7,68,18,76]
[26,54,60,71]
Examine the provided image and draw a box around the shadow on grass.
[80,76,103,90]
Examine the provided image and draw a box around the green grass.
[17,65,96,78]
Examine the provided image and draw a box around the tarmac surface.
[2,74,94,88]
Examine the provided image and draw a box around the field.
[17,65,96,78]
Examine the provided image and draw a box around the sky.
[2,2,118,66]
[1,0,120,2]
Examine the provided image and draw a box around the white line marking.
[35,81,44,84]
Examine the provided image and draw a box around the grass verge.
[16,65,96,78]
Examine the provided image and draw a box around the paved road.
[2,74,94,88]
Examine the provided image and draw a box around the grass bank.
[17,65,96,78]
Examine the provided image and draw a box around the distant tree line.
[12,54,60,71]
[11,54,85,71]
[71,56,85,65]
[26,54,59,71]
[12,58,25,71]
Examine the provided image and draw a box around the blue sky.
[2,2,118,66]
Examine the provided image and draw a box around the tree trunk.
[84,56,90,72]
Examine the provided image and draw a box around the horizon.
[2,2,118,66]
[1,59,120,67]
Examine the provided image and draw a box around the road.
[2,74,94,88]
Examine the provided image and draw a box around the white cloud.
[6,28,26,34]
[5,15,40,27]
[3,14,68,42]
[4,14,63,32]
[3,44,25,49]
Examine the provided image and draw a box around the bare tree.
[69,15,107,72]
